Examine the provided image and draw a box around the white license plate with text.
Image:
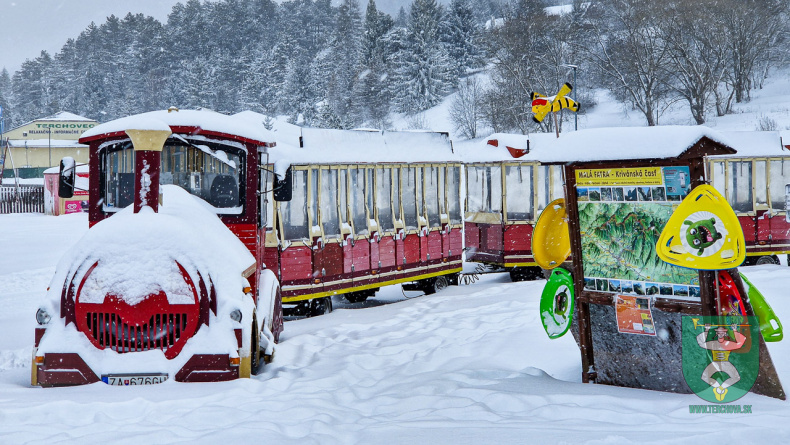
[102,374,168,386]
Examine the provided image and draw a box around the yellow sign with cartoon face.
[656,185,745,270]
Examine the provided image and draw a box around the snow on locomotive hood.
[45,184,255,308]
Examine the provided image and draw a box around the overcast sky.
[0,0,423,74]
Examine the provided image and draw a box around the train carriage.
[708,131,790,264]
[457,133,565,281]
[33,109,285,386]
[248,118,465,315]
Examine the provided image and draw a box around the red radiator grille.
[85,312,188,353]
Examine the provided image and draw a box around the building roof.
[5,111,95,133]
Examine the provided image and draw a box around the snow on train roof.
[708,130,790,157]
[456,126,736,163]
[81,109,276,145]
[236,110,458,164]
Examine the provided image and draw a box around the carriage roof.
[456,126,737,164]
[707,130,790,158]
[234,111,459,165]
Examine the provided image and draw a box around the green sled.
[739,272,783,342]
[540,268,575,339]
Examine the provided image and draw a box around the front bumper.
[33,352,239,387]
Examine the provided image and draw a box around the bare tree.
[658,0,728,124]
[584,0,674,126]
[450,76,486,139]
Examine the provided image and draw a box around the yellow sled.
[533,198,571,270]
[656,185,745,270]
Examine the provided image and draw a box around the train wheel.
[345,292,368,303]
[755,255,780,265]
[424,275,449,295]
[309,297,333,317]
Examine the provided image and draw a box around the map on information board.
[576,166,700,300]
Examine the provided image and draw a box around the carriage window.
[728,161,753,213]
[755,161,767,207]
[350,168,368,235]
[281,169,309,240]
[393,167,402,223]
[102,142,135,210]
[366,168,375,226]
[403,167,418,229]
[321,169,340,237]
[416,167,424,223]
[310,169,319,232]
[426,166,441,227]
[506,165,533,221]
[552,166,564,201]
[447,167,461,224]
[711,161,725,198]
[466,166,484,213]
[490,166,502,213]
[339,168,348,229]
[160,141,243,212]
[770,160,790,211]
[376,168,394,231]
[438,167,446,219]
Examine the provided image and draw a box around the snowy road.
[1,213,789,444]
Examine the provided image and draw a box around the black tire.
[345,292,368,303]
[309,297,333,317]
[424,275,450,295]
[756,255,780,265]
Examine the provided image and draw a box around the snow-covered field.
[1,213,789,444]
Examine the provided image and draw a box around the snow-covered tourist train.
[457,133,565,281]
[244,113,464,314]
[707,130,790,265]
[33,109,285,386]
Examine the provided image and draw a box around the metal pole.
[573,66,578,131]
[48,127,52,168]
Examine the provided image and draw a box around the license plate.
[101,374,168,386]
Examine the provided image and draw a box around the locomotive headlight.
[230,309,243,323]
[36,308,51,325]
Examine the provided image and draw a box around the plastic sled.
[656,184,745,270]
[540,268,575,339]
[533,198,571,270]
[739,272,783,342]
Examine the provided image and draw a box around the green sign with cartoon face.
[682,316,759,403]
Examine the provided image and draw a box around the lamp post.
[562,64,578,131]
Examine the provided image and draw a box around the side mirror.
[273,166,292,202]
[59,157,76,199]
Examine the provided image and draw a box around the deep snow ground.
[1,214,790,444]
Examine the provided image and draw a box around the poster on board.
[615,295,656,335]
[577,166,700,300]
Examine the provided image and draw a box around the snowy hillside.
[2,214,790,443]
[412,67,790,140]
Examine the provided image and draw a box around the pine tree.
[441,0,484,78]
[325,0,363,128]
[393,0,455,114]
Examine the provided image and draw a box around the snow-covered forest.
[0,0,788,136]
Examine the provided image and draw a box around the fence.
[0,186,45,214]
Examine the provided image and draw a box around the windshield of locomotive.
[101,139,245,213]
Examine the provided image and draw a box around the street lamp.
[562,64,578,131]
